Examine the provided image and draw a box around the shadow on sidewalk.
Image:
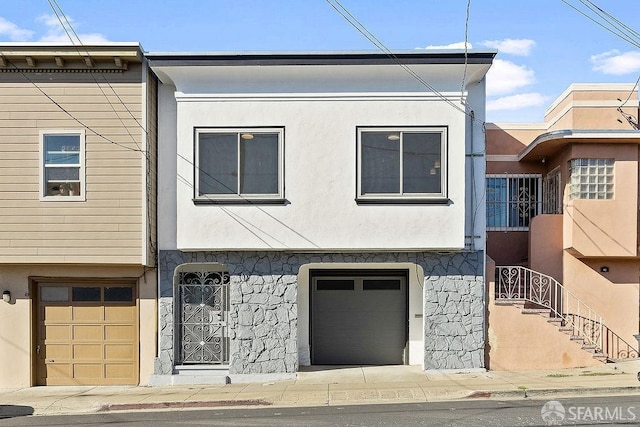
[0,404,34,419]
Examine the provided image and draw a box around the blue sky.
[1,0,639,123]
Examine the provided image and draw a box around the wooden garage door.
[311,273,407,365]
[35,282,138,386]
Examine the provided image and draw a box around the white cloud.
[36,14,108,43]
[480,38,535,56]
[591,50,640,75]
[419,41,472,50]
[487,93,548,111]
[0,17,34,41]
[485,59,535,96]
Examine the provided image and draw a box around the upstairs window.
[568,158,614,200]
[195,128,284,202]
[40,130,84,201]
[543,167,563,214]
[357,127,447,202]
[487,174,541,231]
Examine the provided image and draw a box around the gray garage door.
[311,274,407,365]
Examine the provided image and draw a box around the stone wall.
[422,250,485,370]
[156,250,485,375]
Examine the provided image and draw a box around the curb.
[465,386,640,400]
[97,399,272,412]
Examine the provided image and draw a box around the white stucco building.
[149,50,494,384]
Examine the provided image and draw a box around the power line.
[560,0,640,48]
[460,0,471,104]
[620,74,640,106]
[176,151,320,248]
[45,0,157,258]
[46,0,146,156]
[583,0,640,40]
[325,0,485,127]
[325,0,487,250]
[50,0,147,132]
[4,57,143,154]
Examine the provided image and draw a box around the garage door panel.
[45,363,72,379]
[73,344,103,359]
[106,363,134,379]
[45,344,70,359]
[313,295,356,312]
[105,344,134,359]
[74,364,103,379]
[104,306,135,322]
[105,325,134,340]
[43,306,71,322]
[72,306,104,322]
[42,324,71,340]
[73,324,103,340]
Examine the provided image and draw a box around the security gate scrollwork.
[177,270,230,364]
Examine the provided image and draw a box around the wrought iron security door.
[177,270,230,364]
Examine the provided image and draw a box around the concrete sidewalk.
[1,361,639,417]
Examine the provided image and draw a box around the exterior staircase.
[495,266,639,362]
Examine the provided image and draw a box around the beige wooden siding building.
[0,44,157,387]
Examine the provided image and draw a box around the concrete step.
[174,364,230,376]
[494,299,526,306]
[570,335,585,342]
[152,365,233,386]
[592,352,608,361]
[521,308,551,316]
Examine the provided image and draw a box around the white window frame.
[194,127,284,203]
[486,174,542,231]
[356,126,448,202]
[39,129,86,202]
[568,158,614,200]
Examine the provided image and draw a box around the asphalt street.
[2,395,639,426]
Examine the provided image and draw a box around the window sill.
[40,196,85,202]
[193,198,287,205]
[355,197,451,205]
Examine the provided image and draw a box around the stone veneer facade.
[155,250,485,376]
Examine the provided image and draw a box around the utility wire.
[560,0,640,48]
[50,0,147,133]
[5,57,143,154]
[326,0,487,250]
[325,0,485,127]
[620,74,640,106]
[579,0,640,44]
[460,0,471,104]
[176,151,320,248]
[47,0,146,156]
[15,2,316,250]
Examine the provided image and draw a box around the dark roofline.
[146,50,496,67]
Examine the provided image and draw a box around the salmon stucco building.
[486,83,640,370]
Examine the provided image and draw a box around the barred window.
[543,167,563,214]
[487,174,541,231]
[568,158,614,200]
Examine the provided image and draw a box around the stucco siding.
[173,96,467,251]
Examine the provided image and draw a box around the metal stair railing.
[495,266,639,360]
